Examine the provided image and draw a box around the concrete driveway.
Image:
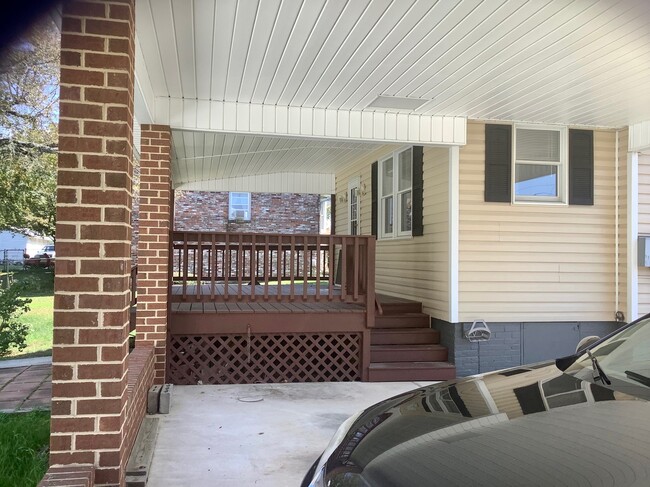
[147,381,433,486]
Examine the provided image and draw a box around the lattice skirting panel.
[168,333,362,384]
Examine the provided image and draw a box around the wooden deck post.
[366,237,376,329]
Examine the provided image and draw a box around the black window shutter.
[371,161,378,236]
[330,193,336,235]
[569,129,594,205]
[412,146,424,236]
[485,124,512,202]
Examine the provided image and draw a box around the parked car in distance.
[24,253,54,269]
[303,314,650,487]
[39,244,55,258]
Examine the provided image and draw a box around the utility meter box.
[639,237,650,267]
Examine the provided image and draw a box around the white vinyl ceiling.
[134,0,650,188]
[170,131,387,189]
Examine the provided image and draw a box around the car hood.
[319,363,650,487]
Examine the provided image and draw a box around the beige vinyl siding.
[482,366,560,420]
[454,380,492,418]
[458,121,617,323]
[334,145,396,236]
[335,145,452,321]
[617,129,628,318]
[637,153,650,316]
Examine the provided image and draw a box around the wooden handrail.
[170,232,376,322]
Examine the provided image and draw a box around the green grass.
[0,268,54,360]
[0,410,50,487]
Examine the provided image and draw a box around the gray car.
[303,314,650,487]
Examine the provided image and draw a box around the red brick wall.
[174,191,320,234]
[39,466,95,487]
[123,347,155,465]
[53,1,135,485]
[130,160,140,263]
[135,125,172,384]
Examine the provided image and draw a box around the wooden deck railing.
[170,231,376,308]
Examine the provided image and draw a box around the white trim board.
[153,98,467,146]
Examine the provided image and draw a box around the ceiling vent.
[365,95,429,111]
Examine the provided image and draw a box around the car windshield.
[565,315,650,400]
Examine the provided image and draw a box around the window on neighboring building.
[228,192,251,221]
[514,125,567,203]
[379,147,412,238]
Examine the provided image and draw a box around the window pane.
[230,192,250,209]
[398,149,412,191]
[383,196,393,234]
[515,164,558,197]
[516,129,560,162]
[351,221,358,236]
[400,191,412,232]
[382,160,393,196]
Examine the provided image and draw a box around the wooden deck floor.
[170,300,364,314]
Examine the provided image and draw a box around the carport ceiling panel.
[136,0,650,128]
[170,131,385,186]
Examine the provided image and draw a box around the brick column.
[53,1,135,486]
[136,125,172,384]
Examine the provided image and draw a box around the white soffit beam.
[629,121,650,152]
[134,37,155,124]
[175,172,336,195]
[154,98,467,146]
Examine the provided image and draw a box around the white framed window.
[348,177,360,235]
[228,192,251,221]
[379,147,413,239]
[513,125,567,203]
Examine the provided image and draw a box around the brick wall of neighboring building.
[174,191,321,234]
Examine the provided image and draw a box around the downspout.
[615,130,619,316]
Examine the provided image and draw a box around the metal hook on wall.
[464,320,491,342]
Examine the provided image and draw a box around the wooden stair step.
[368,362,456,382]
[371,344,448,363]
[375,313,430,328]
[371,328,440,345]
[376,294,423,314]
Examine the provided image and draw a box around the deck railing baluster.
[237,234,243,300]
[251,234,256,302]
[182,234,189,301]
[210,234,216,301]
[224,233,230,301]
[196,233,203,301]
[328,238,334,301]
[303,235,308,301]
[264,235,270,301]
[289,236,295,302]
[276,235,283,301]
[315,235,321,302]
[341,236,347,302]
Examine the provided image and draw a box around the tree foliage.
[0,279,31,357]
[0,17,59,239]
